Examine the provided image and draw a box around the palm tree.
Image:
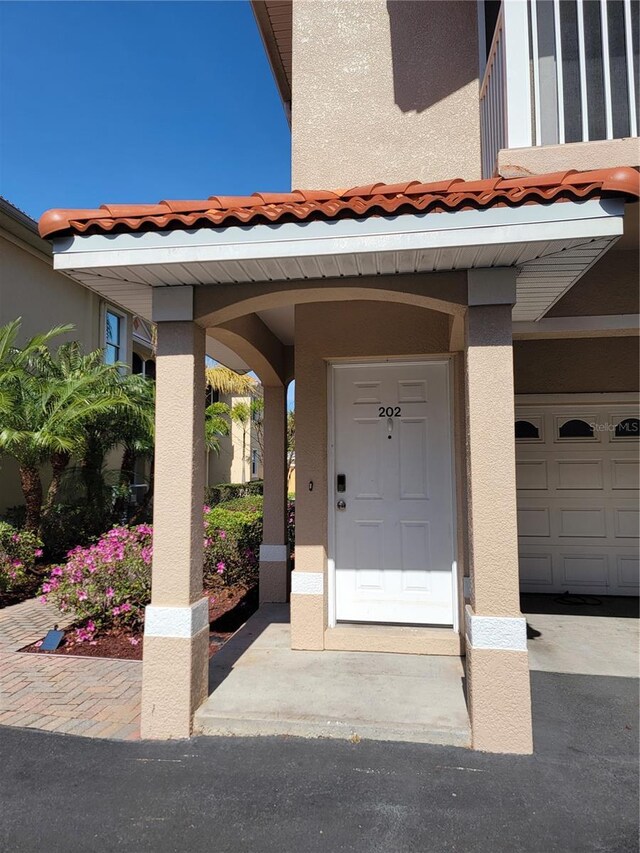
[230,401,252,481]
[205,365,256,397]
[77,371,155,513]
[34,341,147,515]
[0,322,155,533]
[205,401,230,455]
[0,318,73,410]
[205,364,256,473]
[0,352,126,533]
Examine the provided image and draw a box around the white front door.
[332,360,455,626]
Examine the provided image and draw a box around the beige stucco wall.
[291,0,481,188]
[546,249,639,317]
[514,337,640,394]
[0,234,103,349]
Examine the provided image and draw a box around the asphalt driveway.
[1,664,637,853]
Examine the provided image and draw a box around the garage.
[516,395,639,596]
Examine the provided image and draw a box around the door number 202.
[378,406,401,417]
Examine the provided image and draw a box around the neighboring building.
[38,0,639,753]
[206,385,264,487]
[0,198,142,514]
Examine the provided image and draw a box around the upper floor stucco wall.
[291,0,481,188]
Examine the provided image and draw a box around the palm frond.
[205,365,256,397]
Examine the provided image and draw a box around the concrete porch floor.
[194,605,471,747]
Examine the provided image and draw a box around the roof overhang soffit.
[51,198,626,324]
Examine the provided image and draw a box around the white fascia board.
[51,198,625,273]
[513,314,640,338]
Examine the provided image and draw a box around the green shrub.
[204,506,262,589]
[206,480,263,506]
[216,495,295,550]
[40,503,115,562]
[219,495,264,513]
[41,525,152,641]
[0,521,44,597]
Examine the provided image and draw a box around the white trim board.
[464,607,528,652]
[291,572,323,595]
[144,599,209,639]
[51,199,624,271]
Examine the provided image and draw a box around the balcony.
[480,0,639,178]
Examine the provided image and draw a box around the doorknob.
[337,500,346,510]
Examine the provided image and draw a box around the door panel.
[333,361,455,626]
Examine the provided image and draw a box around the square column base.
[465,606,533,754]
[259,544,290,603]
[290,568,325,650]
[141,599,209,739]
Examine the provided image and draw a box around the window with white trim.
[104,307,125,365]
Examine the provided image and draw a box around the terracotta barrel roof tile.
[38,167,639,239]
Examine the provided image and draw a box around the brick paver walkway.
[0,598,141,739]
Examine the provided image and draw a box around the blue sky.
[0,1,291,219]
[0,0,294,407]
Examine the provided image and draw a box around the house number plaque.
[378,406,402,417]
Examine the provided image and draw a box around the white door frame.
[327,356,459,630]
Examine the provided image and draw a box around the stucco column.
[141,294,209,739]
[259,384,289,603]
[464,269,533,755]
[289,305,327,650]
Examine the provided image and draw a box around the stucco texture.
[150,321,206,606]
[466,644,533,754]
[291,0,481,187]
[465,305,521,617]
[547,249,639,318]
[141,627,209,739]
[514,337,640,394]
[290,593,325,651]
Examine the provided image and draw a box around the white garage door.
[516,395,639,596]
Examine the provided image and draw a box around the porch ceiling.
[48,197,628,328]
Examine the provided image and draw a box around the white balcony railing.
[480,0,640,177]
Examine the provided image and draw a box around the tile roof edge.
[38,167,640,239]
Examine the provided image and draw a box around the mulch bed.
[20,584,258,662]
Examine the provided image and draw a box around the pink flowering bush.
[203,505,261,589]
[40,525,152,640]
[40,503,266,641]
[0,521,44,596]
